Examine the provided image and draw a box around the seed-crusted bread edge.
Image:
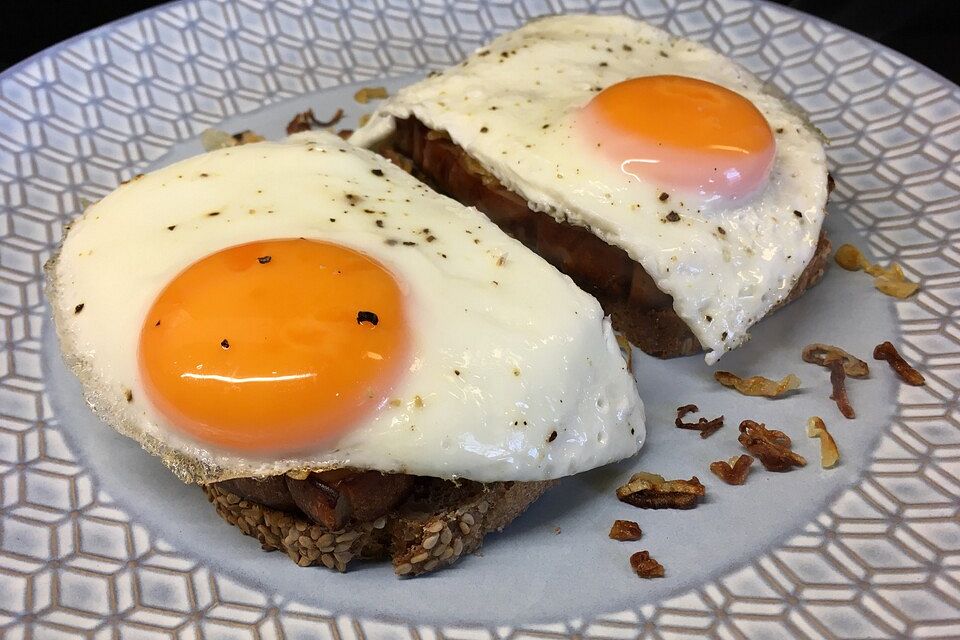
[204,478,557,577]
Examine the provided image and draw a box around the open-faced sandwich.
[352,14,832,363]
[45,130,644,576]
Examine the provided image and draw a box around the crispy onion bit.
[873,341,925,386]
[609,520,643,541]
[709,454,754,485]
[806,417,840,468]
[616,472,706,510]
[828,359,855,419]
[675,404,724,438]
[200,128,265,152]
[714,371,800,398]
[615,332,634,375]
[354,86,389,104]
[232,130,265,145]
[802,343,869,378]
[738,420,806,472]
[630,550,665,579]
[834,243,919,298]
[874,266,920,298]
[286,108,345,135]
[834,243,871,271]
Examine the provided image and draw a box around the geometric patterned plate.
[1,1,958,638]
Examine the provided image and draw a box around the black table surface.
[2,1,957,83]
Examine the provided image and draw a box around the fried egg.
[352,15,830,363]
[46,131,644,483]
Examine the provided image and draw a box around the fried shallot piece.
[285,108,345,135]
[616,472,706,509]
[828,359,855,419]
[873,341,926,386]
[609,520,643,541]
[675,404,724,438]
[630,550,665,579]
[806,417,840,468]
[714,371,800,398]
[802,343,869,378]
[709,454,754,485]
[200,128,265,152]
[354,86,389,104]
[738,420,806,472]
[834,243,919,298]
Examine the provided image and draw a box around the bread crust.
[204,477,556,576]
[380,117,831,358]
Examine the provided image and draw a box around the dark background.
[1,1,958,83]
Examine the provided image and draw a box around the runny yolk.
[579,75,776,200]
[138,238,410,455]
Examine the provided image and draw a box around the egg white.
[352,15,830,363]
[47,131,644,484]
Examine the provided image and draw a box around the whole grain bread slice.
[204,477,556,576]
[377,117,832,359]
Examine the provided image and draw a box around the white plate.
[1,1,958,638]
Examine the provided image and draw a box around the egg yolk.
[579,75,775,199]
[138,238,409,455]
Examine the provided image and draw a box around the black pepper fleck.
[221,339,230,349]
[167,225,176,231]
[717,226,726,235]
[794,210,803,217]
[659,192,669,202]
[402,241,416,246]
[207,211,220,217]
[375,220,384,227]
[454,370,461,376]
[721,331,728,340]
[665,211,680,222]
[357,311,379,326]
[74,303,84,314]
[125,389,133,402]
[480,126,488,133]
[623,44,633,51]
[426,235,436,242]
[371,168,384,177]
[547,430,558,443]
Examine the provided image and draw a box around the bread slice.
[204,477,557,576]
[377,117,831,359]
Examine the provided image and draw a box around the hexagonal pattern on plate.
[1,0,958,638]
